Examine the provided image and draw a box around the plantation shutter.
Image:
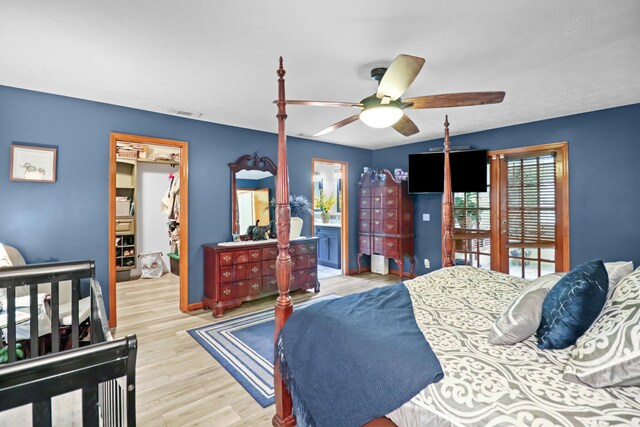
[506,154,556,247]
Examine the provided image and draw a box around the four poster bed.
[271,59,640,426]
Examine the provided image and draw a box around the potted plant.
[315,189,337,224]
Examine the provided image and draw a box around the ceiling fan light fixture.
[359,106,403,128]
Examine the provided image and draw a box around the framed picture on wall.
[10,144,57,182]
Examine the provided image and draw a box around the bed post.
[442,115,455,268]
[273,57,296,427]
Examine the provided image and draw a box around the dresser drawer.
[249,278,262,296]
[220,251,249,266]
[294,243,309,255]
[220,284,234,301]
[306,269,317,283]
[359,220,371,233]
[263,275,278,292]
[374,237,399,255]
[292,254,308,270]
[249,249,261,261]
[248,262,262,278]
[234,263,249,280]
[220,266,234,283]
[373,196,398,209]
[262,247,279,260]
[360,187,372,198]
[307,241,317,253]
[359,208,371,220]
[115,219,135,234]
[374,208,397,221]
[308,255,317,268]
[374,220,398,234]
[359,197,371,209]
[262,259,277,275]
[373,186,399,198]
[235,280,249,298]
[359,236,371,253]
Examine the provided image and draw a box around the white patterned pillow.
[604,261,634,296]
[489,273,565,345]
[564,268,640,387]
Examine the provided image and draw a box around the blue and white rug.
[188,294,338,407]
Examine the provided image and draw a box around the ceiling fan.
[282,54,505,137]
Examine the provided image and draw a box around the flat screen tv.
[408,149,488,193]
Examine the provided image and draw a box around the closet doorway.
[311,159,349,279]
[108,133,189,328]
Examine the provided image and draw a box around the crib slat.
[7,286,16,363]
[83,386,99,425]
[30,283,38,358]
[71,278,80,348]
[32,401,52,427]
[51,281,60,352]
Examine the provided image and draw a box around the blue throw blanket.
[275,283,443,427]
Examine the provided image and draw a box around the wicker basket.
[117,149,138,159]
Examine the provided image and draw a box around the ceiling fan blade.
[276,100,363,108]
[314,114,360,137]
[404,91,505,109]
[392,114,419,137]
[376,54,426,101]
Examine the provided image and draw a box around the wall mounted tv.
[408,149,488,193]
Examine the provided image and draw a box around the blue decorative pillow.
[536,260,608,350]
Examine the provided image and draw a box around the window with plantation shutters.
[453,163,491,269]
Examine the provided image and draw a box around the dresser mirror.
[229,153,277,236]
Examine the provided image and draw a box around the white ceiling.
[1,1,639,149]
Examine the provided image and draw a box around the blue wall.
[372,103,640,275]
[0,85,371,313]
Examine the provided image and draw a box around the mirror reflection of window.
[235,169,275,234]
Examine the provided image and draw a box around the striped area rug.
[187,294,338,407]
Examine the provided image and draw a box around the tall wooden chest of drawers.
[203,237,319,317]
[356,169,415,280]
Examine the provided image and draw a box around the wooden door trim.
[310,158,349,276]
[488,141,570,273]
[109,132,190,328]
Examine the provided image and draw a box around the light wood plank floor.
[113,272,397,426]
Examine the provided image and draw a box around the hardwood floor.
[113,272,397,426]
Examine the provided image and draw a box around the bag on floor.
[139,251,163,279]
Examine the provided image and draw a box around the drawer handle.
[362,200,368,205]
[375,209,380,213]
[310,272,316,277]
[387,242,395,247]
[387,212,394,217]
[387,224,393,229]
[387,188,394,194]
[237,265,244,270]
[251,267,259,273]
[270,250,277,255]
[251,252,259,258]
[387,200,393,205]
[223,288,231,295]
[223,271,231,278]
[375,238,380,241]
[270,264,275,270]
[252,283,260,290]
[310,245,316,250]
[239,256,248,262]
[223,255,232,262]
[271,280,277,285]
[310,258,316,264]
[375,197,380,202]
[375,221,380,225]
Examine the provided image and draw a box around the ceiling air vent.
[168,108,202,119]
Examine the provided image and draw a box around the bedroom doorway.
[452,142,569,278]
[310,159,349,279]
[490,142,569,278]
[108,133,190,328]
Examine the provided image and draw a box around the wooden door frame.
[310,158,349,275]
[108,132,191,328]
[488,141,570,273]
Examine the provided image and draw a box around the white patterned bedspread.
[387,266,640,427]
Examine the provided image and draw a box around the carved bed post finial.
[442,115,455,268]
[273,57,295,427]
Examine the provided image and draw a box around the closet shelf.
[137,158,180,165]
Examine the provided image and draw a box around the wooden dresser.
[357,169,415,280]
[203,237,319,317]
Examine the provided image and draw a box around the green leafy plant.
[454,194,480,228]
[314,189,336,213]
[0,343,24,364]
